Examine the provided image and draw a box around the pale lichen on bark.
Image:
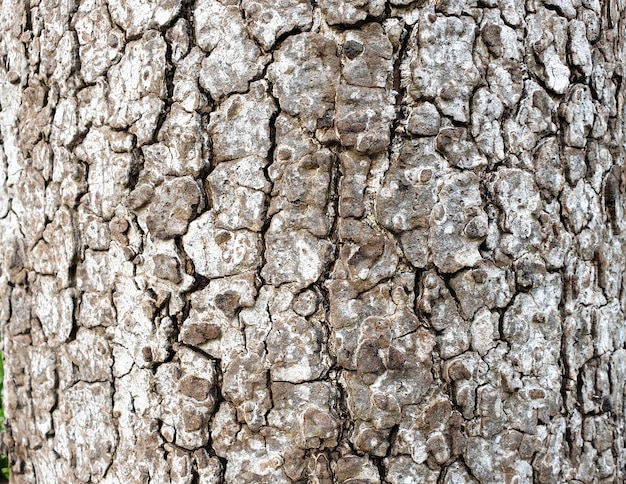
[0,0,625,482]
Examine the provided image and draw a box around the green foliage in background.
[0,352,9,480]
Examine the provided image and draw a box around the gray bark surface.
[0,0,625,482]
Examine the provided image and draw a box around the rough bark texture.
[0,0,625,482]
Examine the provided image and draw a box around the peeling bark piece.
[154,347,217,449]
[152,254,182,283]
[167,448,193,484]
[319,0,385,26]
[108,277,174,371]
[212,412,289,483]
[593,302,621,356]
[439,322,471,360]
[166,18,191,64]
[399,228,429,269]
[470,308,499,356]
[242,0,313,51]
[407,102,441,137]
[180,322,221,346]
[77,81,111,131]
[78,292,116,328]
[77,127,137,221]
[436,127,487,169]
[108,0,181,37]
[498,0,524,27]
[50,97,79,149]
[268,33,340,130]
[183,211,262,279]
[267,313,330,383]
[352,421,391,456]
[271,150,332,212]
[409,12,480,123]
[464,437,510,483]
[582,5,601,39]
[180,273,256,358]
[561,180,597,234]
[335,85,394,154]
[107,31,166,145]
[194,449,223,484]
[146,176,202,239]
[430,172,486,273]
[587,142,614,193]
[189,272,257,320]
[196,0,269,99]
[569,20,592,78]
[541,210,572,271]
[126,183,154,211]
[385,456,441,484]
[544,0,577,18]
[30,350,56,447]
[33,205,77,288]
[54,382,117,481]
[178,348,218,404]
[11,168,46,245]
[73,0,125,84]
[33,276,74,347]
[564,258,606,312]
[307,453,333,484]
[8,286,31,336]
[208,156,270,232]
[268,381,340,449]
[78,204,111,251]
[471,88,505,162]
[271,114,321,174]
[211,401,240,458]
[335,455,381,483]
[292,289,320,317]
[262,226,333,290]
[339,151,371,218]
[342,23,393,88]
[327,276,403,345]
[269,149,333,236]
[436,0,471,15]
[598,238,623,298]
[17,83,51,158]
[491,168,542,256]
[208,81,276,162]
[108,368,169,482]
[479,15,522,65]
[502,297,563,391]
[533,138,565,197]
[143,103,208,178]
[77,249,116,293]
[559,85,595,148]
[592,102,609,139]
[486,63,523,111]
[333,218,398,294]
[343,326,434,424]
[222,352,272,431]
[355,337,386,374]
[527,8,571,94]
[450,262,514,318]
[68,328,112,382]
[171,48,207,113]
[504,81,557,154]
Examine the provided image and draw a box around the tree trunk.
[1,0,625,482]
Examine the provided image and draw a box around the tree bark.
[0,0,625,482]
